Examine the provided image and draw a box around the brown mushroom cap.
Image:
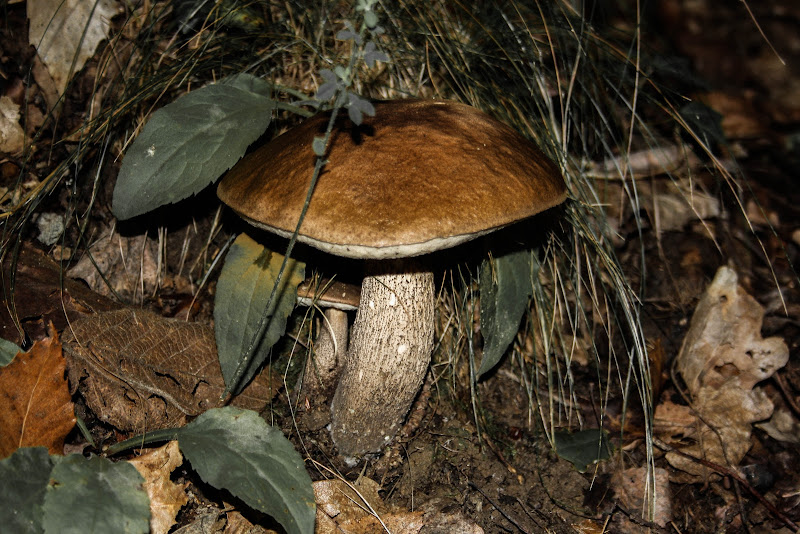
[217,99,566,259]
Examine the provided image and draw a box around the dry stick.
[467,479,530,534]
[653,438,799,533]
[774,372,800,418]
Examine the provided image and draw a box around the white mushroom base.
[330,262,434,456]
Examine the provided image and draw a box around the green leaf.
[0,447,53,533]
[178,407,315,534]
[0,336,21,366]
[112,73,276,220]
[554,429,611,472]
[478,249,533,377]
[214,233,305,394]
[42,454,150,534]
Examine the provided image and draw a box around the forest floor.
[2,1,800,533]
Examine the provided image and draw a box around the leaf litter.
[0,325,75,458]
[62,308,281,432]
[3,0,800,532]
[664,266,789,481]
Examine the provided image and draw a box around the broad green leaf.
[178,407,315,534]
[112,73,276,220]
[0,336,21,366]
[214,233,304,394]
[554,429,611,472]
[478,249,533,377]
[0,447,53,533]
[42,454,150,534]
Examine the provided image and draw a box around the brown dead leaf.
[28,0,121,97]
[611,467,672,529]
[595,176,720,241]
[223,510,274,533]
[314,478,424,534]
[654,400,698,443]
[68,229,160,303]
[696,91,765,140]
[0,96,24,155]
[129,441,188,534]
[669,266,789,480]
[756,407,800,444]
[0,325,76,458]
[62,309,280,432]
[0,243,121,346]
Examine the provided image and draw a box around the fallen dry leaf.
[314,478,424,534]
[68,228,160,303]
[612,467,672,529]
[756,406,800,444]
[0,243,121,346]
[28,0,121,97]
[594,176,720,241]
[669,266,789,480]
[223,510,274,533]
[654,400,698,443]
[63,308,280,432]
[129,441,189,534]
[0,96,24,155]
[696,91,765,140]
[0,325,76,458]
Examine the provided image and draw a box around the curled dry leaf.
[669,266,789,479]
[0,325,76,458]
[756,407,800,444]
[62,309,281,432]
[129,441,188,534]
[598,177,720,237]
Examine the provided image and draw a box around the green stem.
[224,19,371,398]
[105,428,180,455]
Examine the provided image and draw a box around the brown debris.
[668,266,789,480]
[62,308,281,432]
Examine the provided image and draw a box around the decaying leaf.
[28,0,121,97]
[68,228,160,303]
[668,266,789,479]
[314,478,424,534]
[0,96,24,155]
[595,176,720,237]
[223,510,273,533]
[756,407,800,444]
[0,243,121,346]
[611,467,672,529]
[63,309,281,432]
[654,400,698,443]
[0,325,76,458]
[129,441,188,534]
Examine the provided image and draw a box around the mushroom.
[294,277,360,429]
[217,99,566,456]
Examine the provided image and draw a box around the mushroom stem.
[299,308,349,396]
[330,260,434,456]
